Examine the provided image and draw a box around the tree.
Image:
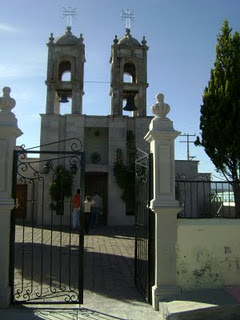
[195,20,240,217]
[49,165,73,215]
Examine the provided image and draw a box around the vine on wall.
[113,131,135,215]
[49,165,73,215]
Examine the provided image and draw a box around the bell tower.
[45,26,85,115]
[110,28,148,116]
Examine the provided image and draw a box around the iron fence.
[135,150,155,304]
[10,138,85,304]
[176,179,237,218]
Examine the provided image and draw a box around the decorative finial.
[66,26,72,34]
[113,35,118,44]
[63,6,77,27]
[142,36,147,45]
[79,33,84,43]
[125,28,131,36]
[49,33,54,43]
[0,87,16,114]
[151,93,170,118]
[121,9,134,29]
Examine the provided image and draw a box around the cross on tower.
[63,6,77,27]
[121,9,135,29]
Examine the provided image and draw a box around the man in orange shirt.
[72,189,80,230]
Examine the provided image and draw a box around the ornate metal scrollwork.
[135,148,149,183]
[11,138,84,304]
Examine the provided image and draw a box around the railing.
[175,179,236,218]
[135,150,155,304]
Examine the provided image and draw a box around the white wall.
[176,219,240,290]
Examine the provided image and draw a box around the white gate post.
[145,93,181,310]
[0,87,22,307]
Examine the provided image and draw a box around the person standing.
[72,189,80,230]
[91,192,103,228]
[84,195,95,234]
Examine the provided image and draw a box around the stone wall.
[84,127,109,165]
[176,219,240,290]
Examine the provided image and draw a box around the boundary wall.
[176,219,240,290]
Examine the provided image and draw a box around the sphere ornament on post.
[145,92,181,310]
[151,93,170,119]
[0,87,16,114]
[0,86,22,308]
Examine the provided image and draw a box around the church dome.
[55,26,81,45]
[118,28,141,46]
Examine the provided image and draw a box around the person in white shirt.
[84,195,95,233]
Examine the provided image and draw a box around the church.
[40,25,152,226]
[17,21,209,228]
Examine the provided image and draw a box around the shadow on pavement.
[165,288,237,305]
[35,307,128,320]
[166,304,240,320]
[12,225,145,304]
[0,306,40,320]
[160,289,240,320]
[0,306,128,320]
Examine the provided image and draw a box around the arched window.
[123,62,136,83]
[61,71,71,81]
[60,97,72,115]
[124,73,132,83]
[58,60,71,81]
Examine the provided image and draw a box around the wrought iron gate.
[135,149,155,304]
[10,138,85,304]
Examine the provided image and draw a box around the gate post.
[145,94,181,310]
[0,87,22,307]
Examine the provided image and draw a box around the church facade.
[40,26,152,225]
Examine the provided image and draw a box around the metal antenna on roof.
[63,6,77,27]
[121,9,135,29]
[179,133,196,160]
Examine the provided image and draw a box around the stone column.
[144,93,181,311]
[0,87,22,307]
[72,83,82,115]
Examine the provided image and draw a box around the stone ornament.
[0,87,16,114]
[91,152,101,164]
[151,93,170,118]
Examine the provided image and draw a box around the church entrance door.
[15,184,28,219]
[85,172,108,225]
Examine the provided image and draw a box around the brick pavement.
[82,225,161,319]
[6,224,239,319]
[13,225,81,303]
[11,224,161,319]
[84,226,137,299]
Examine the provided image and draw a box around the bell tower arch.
[110,28,148,116]
[45,27,85,115]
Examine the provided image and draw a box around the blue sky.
[1,0,240,178]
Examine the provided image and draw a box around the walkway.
[82,226,160,319]
[2,225,161,320]
[2,225,239,319]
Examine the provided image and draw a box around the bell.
[123,95,138,111]
[59,93,69,103]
